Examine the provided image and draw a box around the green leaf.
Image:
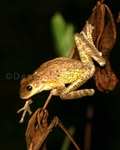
[51,12,75,56]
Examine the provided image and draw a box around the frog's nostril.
[26,85,32,91]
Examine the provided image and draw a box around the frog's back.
[35,57,70,71]
[33,57,84,84]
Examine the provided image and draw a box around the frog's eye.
[26,85,33,91]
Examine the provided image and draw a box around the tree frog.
[17,21,106,122]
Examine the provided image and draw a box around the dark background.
[0,0,120,150]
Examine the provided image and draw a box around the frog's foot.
[79,22,106,66]
[83,21,94,43]
[17,99,33,123]
[84,21,103,58]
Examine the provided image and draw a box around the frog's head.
[19,76,45,99]
[19,77,54,99]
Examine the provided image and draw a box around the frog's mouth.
[19,91,32,100]
[19,82,55,100]
[19,87,33,100]
[20,83,44,100]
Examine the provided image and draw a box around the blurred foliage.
[51,12,75,56]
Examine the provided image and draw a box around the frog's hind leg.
[74,21,106,66]
[58,66,95,100]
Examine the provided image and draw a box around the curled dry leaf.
[89,1,119,92]
[75,1,118,92]
[25,107,81,150]
[25,108,48,150]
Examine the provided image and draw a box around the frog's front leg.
[17,99,33,123]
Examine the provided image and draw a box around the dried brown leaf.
[72,1,118,92]
[86,1,118,92]
[25,108,48,150]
